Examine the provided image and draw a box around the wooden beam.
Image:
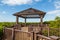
[18,15,25,18]
[26,17,40,18]
[12,28,15,40]
[40,15,43,26]
[16,16,19,24]
[40,15,43,35]
[25,18,26,26]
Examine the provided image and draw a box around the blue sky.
[0,0,60,22]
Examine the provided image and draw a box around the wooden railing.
[3,27,60,40]
[14,29,33,40]
[3,27,13,40]
[37,34,51,40]
[3,27,33,40]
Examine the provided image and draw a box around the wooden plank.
[37,34,51,40]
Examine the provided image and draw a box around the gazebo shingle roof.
[13,8,46,18]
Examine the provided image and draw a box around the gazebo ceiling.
[13,8,46,18]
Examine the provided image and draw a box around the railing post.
[25,18,26,26]
[30,31,34,40]
[33,32,34,40]
[16,16,19,24]
[37,36,39,40]
[12,28,15,40]
[34,32,37,40]
[40,15,43,35]
[48,27,50,37]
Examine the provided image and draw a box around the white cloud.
[0,11,8,22]
[56,13,60,17]
[0,11,7,14]
[0,15,15,22]
[47,10,60,14]
[0,11,15,22]
[54,1,60,9]
[1,0,33,6]
[47,10,60,16]
[2,11,7,14]
[35,0,41,2]
[1,0,41,6]
[0,16,4,22]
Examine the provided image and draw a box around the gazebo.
[13,8,46,34]
[13,8,46,25]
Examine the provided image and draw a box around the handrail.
[4,27,32,34]
[4,27,13,30]
[37,34,51,40]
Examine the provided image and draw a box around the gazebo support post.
[16,16,19,24]
[25,18,26,26]
[40,15,43,35]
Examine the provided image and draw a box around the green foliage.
[49,16,60,28]
[43,16,60,36]
[42,30,48,36]
[55,16,60,21]
[0,26,3,40]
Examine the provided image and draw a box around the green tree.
[55,16,60,21]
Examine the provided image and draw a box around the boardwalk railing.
[4,27,33,40]
[3,27,60,40]
[37,34,51,40]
